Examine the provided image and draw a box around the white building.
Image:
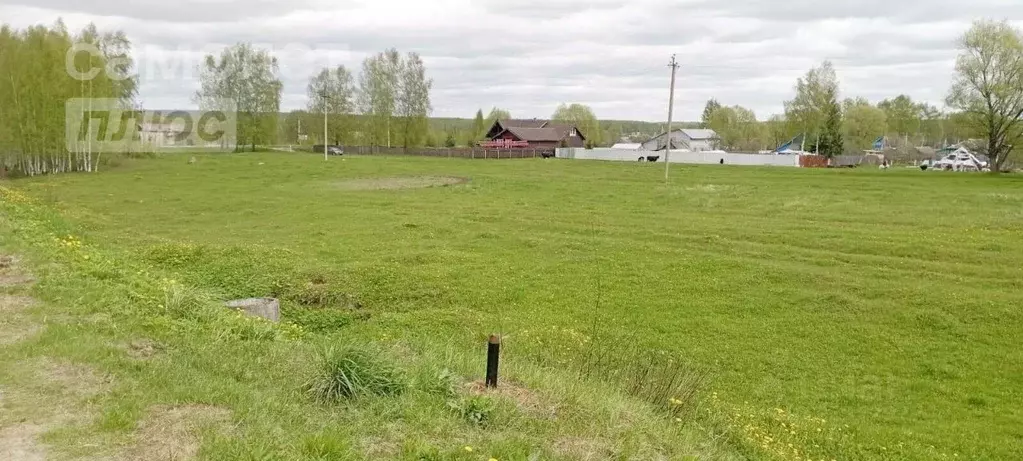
[139,122,187,148]
[640,129,720,152]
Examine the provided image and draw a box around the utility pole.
[321,91,329,161]
[665,54,679,181]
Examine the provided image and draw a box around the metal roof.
[504,127,564,142]
[680,129,718,140]
[499,119,548,129]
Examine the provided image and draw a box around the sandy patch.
[0,323,41,347]
[684,184,733,193]
[34,360,114,400]
[0,423,47,461]
[0,294,41,346]
[0,294,36,312]
[124,339,164,360]
[465,380,556,419]
[0,254,35,287]
[332,176,468,191]
[122,405,231,461]
[552,436,613,460]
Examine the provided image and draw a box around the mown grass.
[3,152,1023,460]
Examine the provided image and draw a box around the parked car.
[312,145,344,156]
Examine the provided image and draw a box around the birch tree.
[196,43,282,152]
[358,50,399,147]
[307,65,357,145]
[396,52,432,149]
[0,21,136,176]
[785,61,839,145]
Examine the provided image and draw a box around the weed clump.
[447,395,497,426]
[306,346,405,403]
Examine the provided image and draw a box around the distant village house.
[483,119,586,149]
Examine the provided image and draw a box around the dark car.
[313,145,344,155]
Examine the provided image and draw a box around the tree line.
[2,19,1021,174]
[199,46,433,152]
[702,20,1023,170]
[701,64,973,155]
[0,21,137,176]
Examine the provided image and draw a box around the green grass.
[3,152,1023,460]
[306,344,407,403]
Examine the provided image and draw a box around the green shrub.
[161,282,212,319]
[306,345,405,403]
[447,395,497,426]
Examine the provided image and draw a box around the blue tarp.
[775,133,805,153]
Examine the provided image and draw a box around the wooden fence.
[799,155,829,168]
[341,146,554,159]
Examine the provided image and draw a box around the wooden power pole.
[665,55,679,181]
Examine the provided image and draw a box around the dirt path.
[0,255,52,460]
[0,254,231,460]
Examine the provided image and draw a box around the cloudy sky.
[2,0,1022,121]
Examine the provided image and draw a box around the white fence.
[557,148,801,167]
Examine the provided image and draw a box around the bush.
[447,395,497,427]
[306,345,405,403]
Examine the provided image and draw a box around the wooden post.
[485,334,501,388]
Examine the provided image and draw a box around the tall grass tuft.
[577,271,709,420]
[579,343,709,420]
[305,345,406,403]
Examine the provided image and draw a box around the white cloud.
[1,0,1021,120]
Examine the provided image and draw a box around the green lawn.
[4,153,1023,460]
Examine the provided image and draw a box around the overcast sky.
[2,0,1022,121]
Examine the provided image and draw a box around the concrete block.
[225,298,280,322]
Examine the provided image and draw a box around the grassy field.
[2,153,1022,460]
